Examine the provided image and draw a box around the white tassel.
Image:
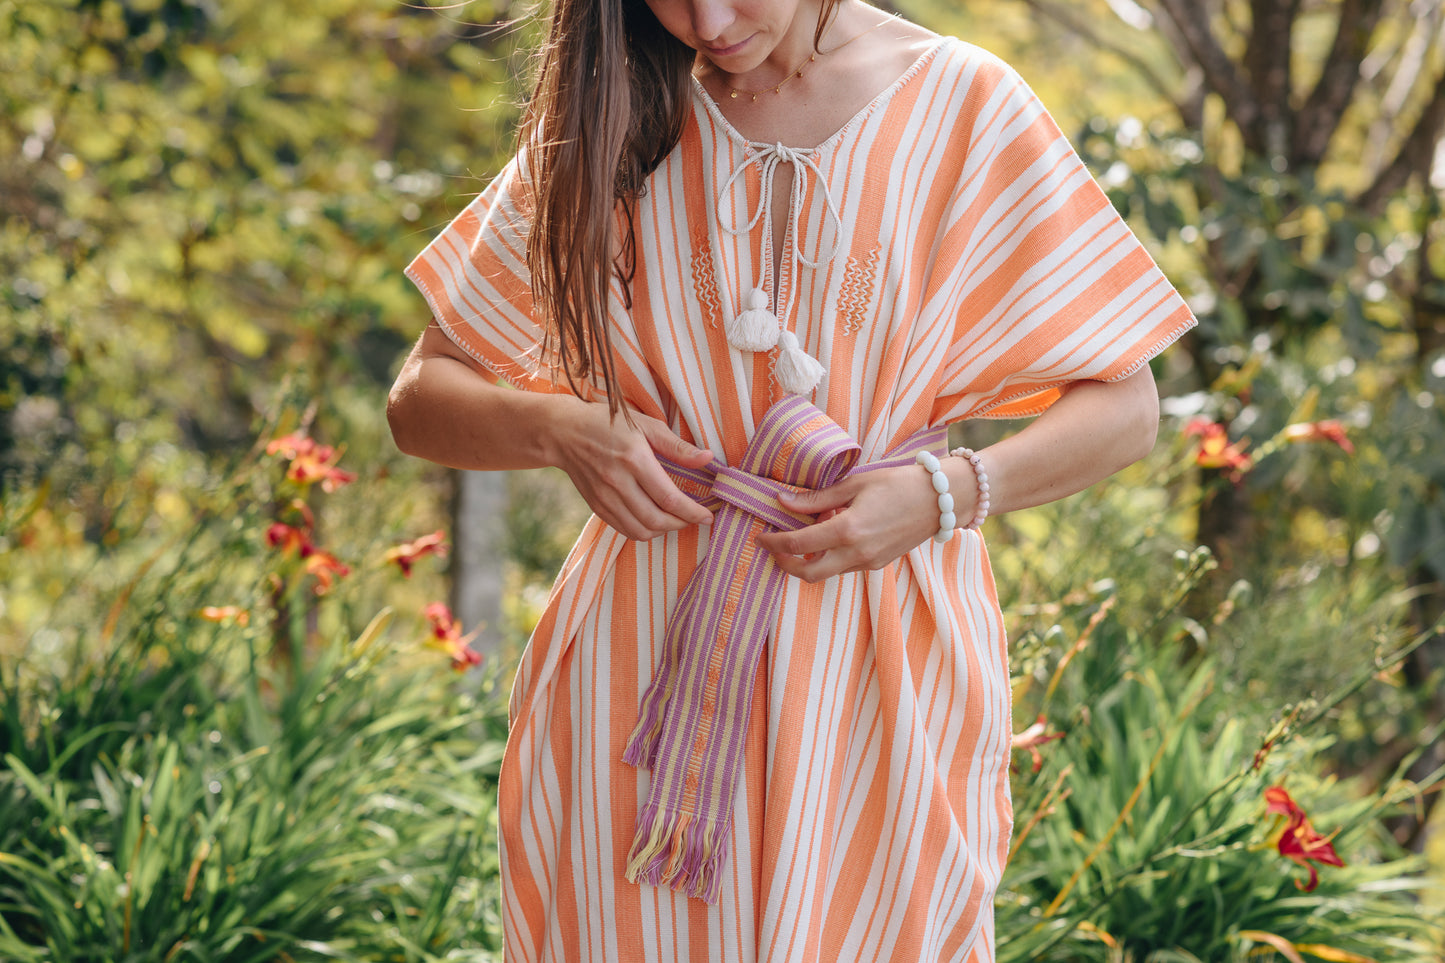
[725,287,781,352]
[774,330,825,395]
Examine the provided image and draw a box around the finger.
[632,457,714,527]
[599,478,698,540]
[585,484,659,541]
[766,544,856,584]
[755,514,848,558]
[778,479,857,516]
[638,415,713,469]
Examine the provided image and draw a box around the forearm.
[758,367,1162,581]
[387,321,714,538]
[954,367,1161,517]
[386,323,578,472]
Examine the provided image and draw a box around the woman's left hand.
[755,465,946,583]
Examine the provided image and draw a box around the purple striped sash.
[622,395,947,902]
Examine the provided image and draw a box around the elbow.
[1132,408,1159,466]
[386,380,422,458]
[1126,373,1161,466]
[1089,366,1159,471]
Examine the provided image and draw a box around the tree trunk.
[450,468,508,656]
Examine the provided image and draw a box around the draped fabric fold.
[621,395,946,902]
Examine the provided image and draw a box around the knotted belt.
[622,394,947,903]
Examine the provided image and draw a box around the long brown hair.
[522,0,844,413]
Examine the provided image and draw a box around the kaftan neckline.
[692,38,950,323]
[687,37,949,155]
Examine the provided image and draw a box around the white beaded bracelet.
[914,450,957,544]
[950,447,991,529]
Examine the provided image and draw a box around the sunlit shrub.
[997,559,1443,962]
[0,414,506,961]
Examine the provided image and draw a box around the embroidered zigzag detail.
[838,247,880,336]
[690,234,722,330]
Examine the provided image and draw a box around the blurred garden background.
[2,0,1443,959]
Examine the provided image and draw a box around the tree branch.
[1359,67,1445,213]
[1293,0,1388,166]
[1012,0,1187,117]
[1139,1,1209,127]
[1243,0,1300,160]
[1152,0,1265,149]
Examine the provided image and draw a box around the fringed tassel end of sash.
[624,803,726,904]
[620,700,666,770]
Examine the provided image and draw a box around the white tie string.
[715,142,841,396]
[717,142,843,269]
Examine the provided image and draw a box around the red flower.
[424,601,457,635]
[452,646,483,670]
[384,530,449,577]
[266,432,356,492]
[1011,715,1065,773]
[1265,786,1345,892]
[424,602,483,671]
[266,522,311,556]
[1184,418,1253,478]
[265,519,350,594]
[304,550,351,596]
[1281,420,1354,455]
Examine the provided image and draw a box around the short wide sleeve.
[930,55,1195,422]
[405,157,566,393]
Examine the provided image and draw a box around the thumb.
[779,483,854,515]
[639,416,712,468]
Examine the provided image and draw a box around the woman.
[388,0,1194,958]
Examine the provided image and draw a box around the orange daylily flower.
[266,522,311,556]
[1281,420,1354,455]
[304,550,351,596]
[265,432,312,460]
[1011,715,1065,773]
[265,519,350,594]
[1184,418,1253,478]
[424,601,483,671]
[266,432,356,492]
[199,605,250,626]
[1265,786,1345,892]
[384,530,449,577]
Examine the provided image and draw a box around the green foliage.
[970,422,1445,959]
[0,439,509,961]
[0,4,529,950]
[1,633,508,961]
[997,568,1443,963]
[0,0,523,540]
[1076,121,1385,362]
[504,469,594,585]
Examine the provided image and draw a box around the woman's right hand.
[389,324,713,540]
[550,398,714,541]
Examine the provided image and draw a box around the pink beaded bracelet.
[949,447,991,529]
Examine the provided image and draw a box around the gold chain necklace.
[720,13,895,103]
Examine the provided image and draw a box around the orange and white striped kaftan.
[406,38,1195,963]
